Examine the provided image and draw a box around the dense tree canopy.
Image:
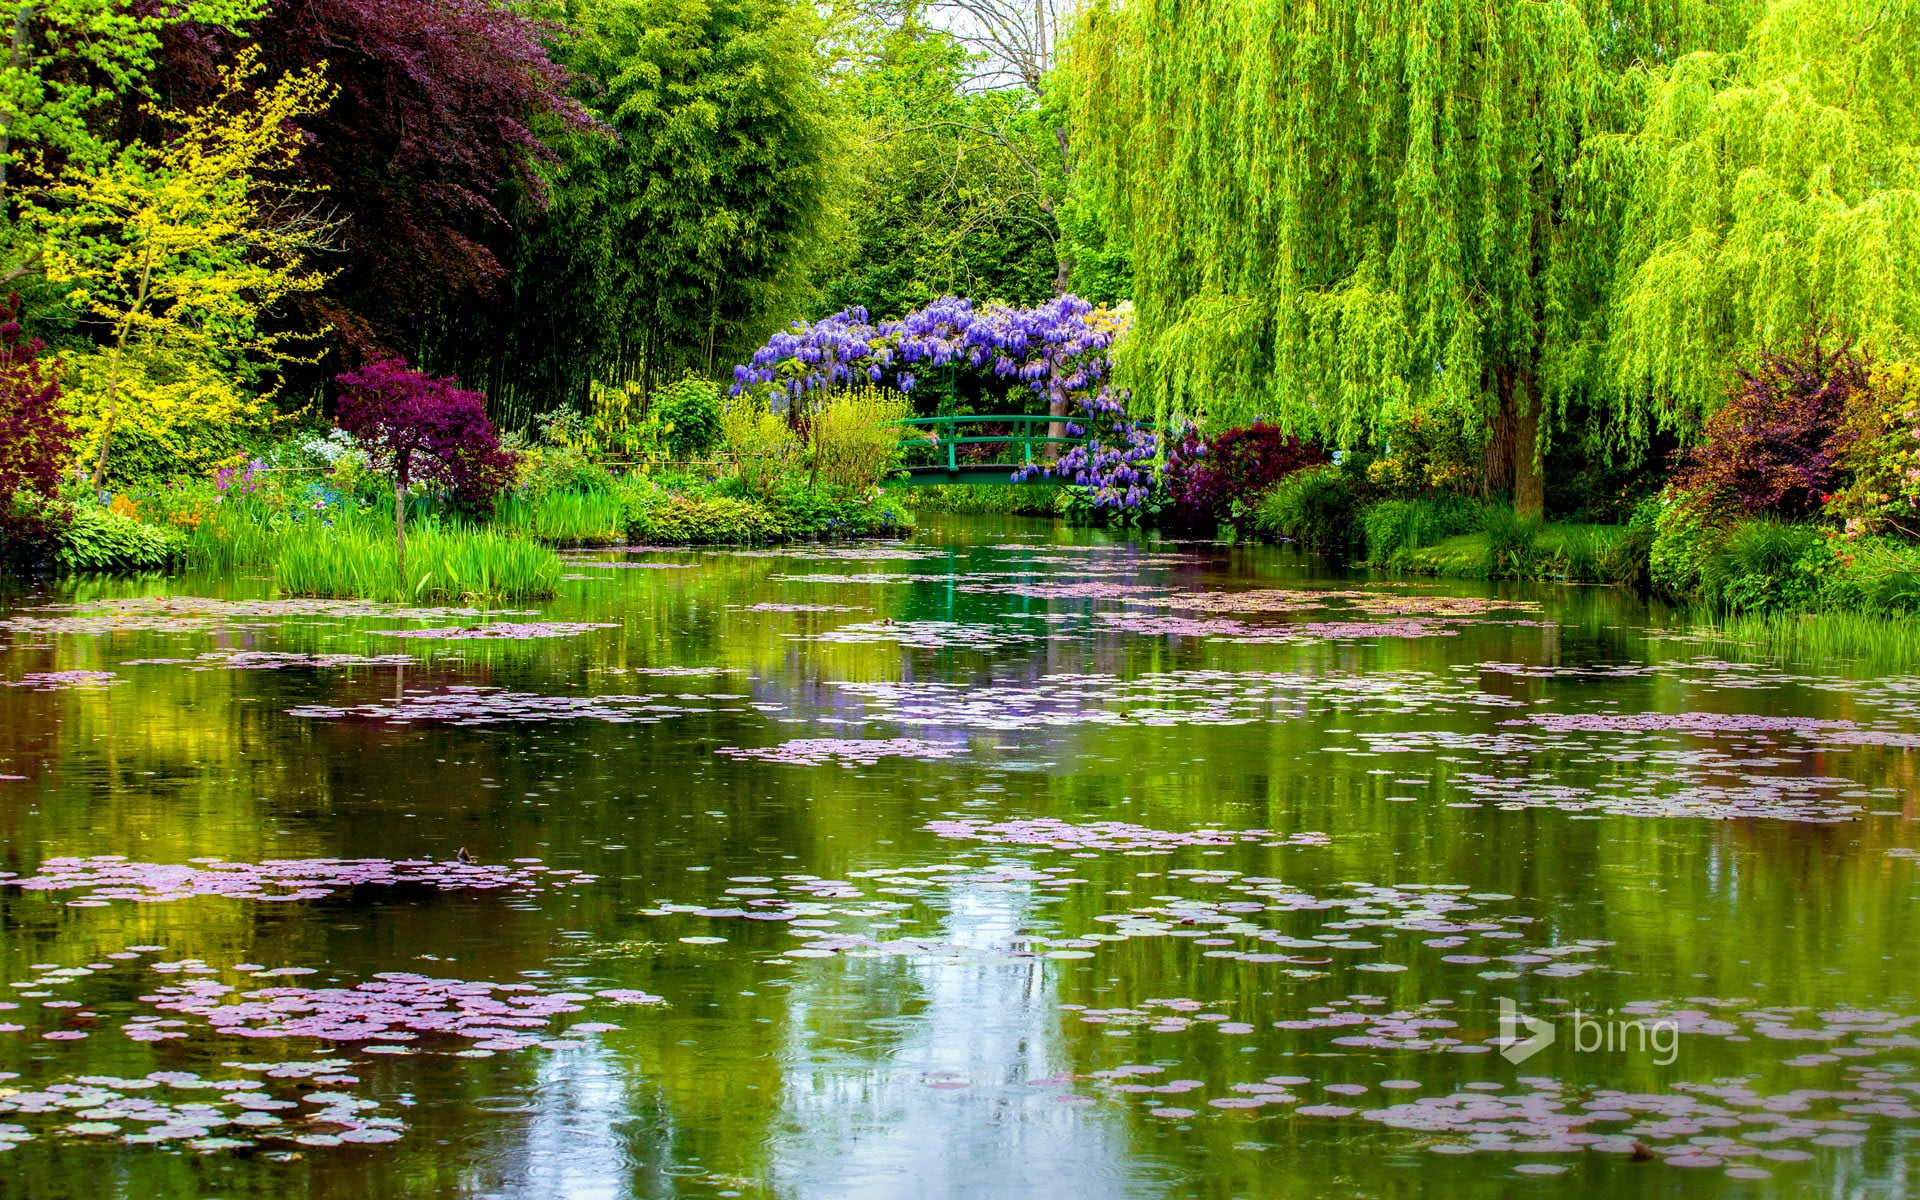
[1603,0,1920,440]
[444,0,841,421]
[157,0,594,354]
[815,11,1060,320]
[1064,0,1760,512]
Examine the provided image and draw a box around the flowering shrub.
[732,294,1127,415]
[1675,340,1869,517]
[0,298,73,564]
[1162,422,1327,525]
[1364,396,1483,496]
[1013,387,1158,512]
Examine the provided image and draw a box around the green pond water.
[0,515,1916,1199]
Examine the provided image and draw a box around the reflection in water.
[772,883,1165,1200]
[0,515,1916,1199]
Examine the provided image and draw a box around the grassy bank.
[895,483,1064,516]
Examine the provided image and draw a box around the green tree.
[816,12,1059,319]
[1065,0,1756,514]
[0,0,261,213]
[450,0,843,421]
[1603,0,1920,441]
[24,51,333,484]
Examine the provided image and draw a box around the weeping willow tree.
[1065,0,1755,512]
[1603,0,1920,441]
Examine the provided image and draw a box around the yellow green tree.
[1063,0,1757,513]
[0,0,263,219]
[24,49,334,485]
[1602,0,1920,442]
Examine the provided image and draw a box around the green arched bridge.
[886,415,1083,487]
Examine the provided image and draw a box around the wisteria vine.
[733,295,1156,508]
[731,295,1125,409]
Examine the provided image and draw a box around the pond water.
[1,515,1916,1199]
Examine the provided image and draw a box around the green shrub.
[1360,495,1484,563]
[277,521,560,601]
[516,441,617,497]
[1649,492,1723,599]
[55,505,183,573]
[771,480,913,538]
[1602,497,1659,590]
[652,375,724,460]
[629,494,785,544]
[1482,507,1543,578]
[1830,537,1920,613]
[1697,520,1831,612]
[809,387,912,490]
[721,404,802,501]
[1251,465,1360,558]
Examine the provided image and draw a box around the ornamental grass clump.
[278,521,559,601]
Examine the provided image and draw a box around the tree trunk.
[1045,376,1068,463]
[0,6,31,213]
[1485,368,1545,517]
[89,339,124,490]
[394,472,407,586]
[1512,379,1544,519]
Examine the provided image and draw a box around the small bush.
[630,494,785,544]
[55,505,183,573]
[721,403,802,502]
[652,375,724,460]
[1252,465,1360,559]
[1361,495,1484,563]
[808,387,911,491]
[1830,537,1920,613]
[1482,507,1543,578]
[1602,497,1660,590]
[1649,492,1722,599]
[1162,422,1327,526]
[1698,520,1831,612]
[1676,338,1867,517]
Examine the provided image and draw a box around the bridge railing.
[893,414,1087,473]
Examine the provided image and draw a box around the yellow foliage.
[22,47,335,483]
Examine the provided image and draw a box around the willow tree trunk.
[1487,368,1545,518]
[1512,382,1544,518]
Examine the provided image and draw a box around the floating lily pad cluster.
[716,737,969,767]
[3,855,593,906]
[836,669,1519,732]
[121,650,415,670]
[288,684,749,725]
[371,622,618,640]
[924,817,1329,853]
[1,596,536,637]
[0,671,121,691]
